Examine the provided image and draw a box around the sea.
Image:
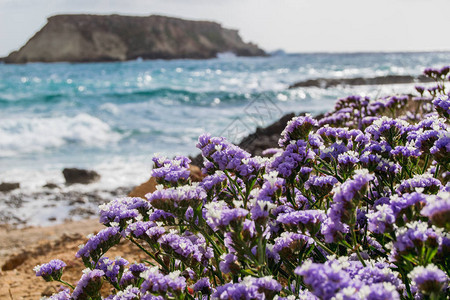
[1,52,449,225]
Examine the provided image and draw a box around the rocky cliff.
[5,14,266,63]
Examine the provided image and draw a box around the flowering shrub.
[37,67,450,299]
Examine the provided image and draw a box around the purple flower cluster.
[197,133,262,179]
[279,114,318,147]
[140,268,186,295]
[396,174,442,195]
[270,139,314,178]
[296,258,403,300]
[277,209,326,234]
[433,95,450,118]
[204,201,249,231]
[269,232,313,262]
[213,276,281,299]
[305,175,338,198]
[38,65,450,300]
[147,184,206,215]
[99,197,148,226]
[158,232,213,266]
[34,259,66,282]
[391,221,443,260]
[76,226,121,264]
[96,256,128,283]
[408,264,449,295]
[151,155,191,184]
[421,192,450,229]
[72,269,104,299]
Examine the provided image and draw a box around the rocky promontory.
[288,74,434,89]
[4,14,265,63]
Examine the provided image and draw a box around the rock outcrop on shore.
[4,14,265,64]
[288,74,434,89]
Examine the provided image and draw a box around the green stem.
[129,238,169,272]
[57,279,75,290]
[312,237,334,255]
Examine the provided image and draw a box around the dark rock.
[69,197,86,205]
[5,14,266,64]
[0,182,20,192]
[289,75,434,89]
[238,113,295,156]
[62,168,100,184]
[43,182,59,189]
[2,251,29,271]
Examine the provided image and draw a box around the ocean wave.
[0,113,121,157]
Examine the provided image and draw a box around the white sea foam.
[0,113,121,157]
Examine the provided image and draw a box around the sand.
[0,219,146,299]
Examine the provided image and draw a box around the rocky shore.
[288,74,434,89]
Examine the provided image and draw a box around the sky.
[1,0,450,57]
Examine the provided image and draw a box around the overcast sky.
[1,0,450,57]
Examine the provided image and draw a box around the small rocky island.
[4,14,265,63]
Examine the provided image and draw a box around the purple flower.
[295,260,351,300]
[277,209,326,234]
[388,192,427,224]
[196,134,261,179]
[279,114,318,147]
[355,261,404,290]
[396,174,442,195]
[214,277,273,299]
[430,132,450,164]
[330,170,374,224]
[249,199,277,223]
[193,277,212,295]
[204,201,248,231]
[34,259,66,282]
[320,216,349,243]
[124,221,156,238]
[151,155,191,185]
[367,204,396,234]
[269,232,313,262]
[257,171,285,201]
[76,227,121,265]
[147,184,206,215]
[347,282,400,300]
[254,276,282,298]
[305,175,338,198]
[219,253,239,274]
[433,95,450,118]
[140,268,186,295]
[270,140,315,178]
[320,142,349,162]
[96,256,128,283]
[214,283,259,299]
[99,197,150,226]
[72,269,104,299]
[338,151,360,165]
[408,264,449,295]
[391,145,421,159]
[391,221,443,260]
[158,232,213,266]
[421,192,450,229]
[107,286,141,300]
[261,147,283,156]
[366,117,409,143]
[47,288,71,300]
[199,171,227,193]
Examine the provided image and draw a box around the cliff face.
[5,14,266,63]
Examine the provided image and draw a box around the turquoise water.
[0,52,449,190]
